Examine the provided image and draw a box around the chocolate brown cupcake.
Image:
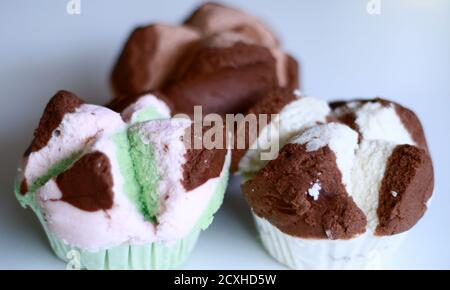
[109,2,299,116]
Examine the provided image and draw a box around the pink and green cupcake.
[15,90,230,270]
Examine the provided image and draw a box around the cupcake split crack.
[234,87,330,174]
[242,98,434,240]
[330,98,428,150]
[127,118,227,241]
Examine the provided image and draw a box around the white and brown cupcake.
[242,98,434,269]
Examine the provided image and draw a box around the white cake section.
[291,123,359,194]
[238,96,330,175]
[351,140,396,231]
[22,104,125,189]
[36,133,156,251]
[334,100,415,146]
[121,94,171,123]
[356,102,415,145]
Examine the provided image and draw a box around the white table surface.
[1,0,449,270]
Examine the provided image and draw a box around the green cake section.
[127,126,161,222]
[16,151,82,208]
[14,178,36,210]
[112,130,152,220]
[131,107,165,124]
[15,127,230,229]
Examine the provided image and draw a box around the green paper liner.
[15,166,229,270]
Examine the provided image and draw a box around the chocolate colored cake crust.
[56,151,114,212]
[376,145,434,235]
[183,123,228,191]
[163,42,278,115]
[25,90,83,155]
[243,143,367,239]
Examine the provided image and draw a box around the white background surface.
[0,0,449,269]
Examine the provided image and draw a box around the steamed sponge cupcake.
[15,90,230,270]
[241,98,434,269]
[109,2,298,115]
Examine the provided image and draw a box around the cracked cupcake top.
[242,98,434,239]
[16,90,230,251]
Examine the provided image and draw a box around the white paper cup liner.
[253,213,407,270]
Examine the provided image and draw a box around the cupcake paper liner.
[15,167,229,270]
[253,213,407,270]
[26,191,200,270]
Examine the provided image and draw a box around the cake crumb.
[307,182,321,201]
